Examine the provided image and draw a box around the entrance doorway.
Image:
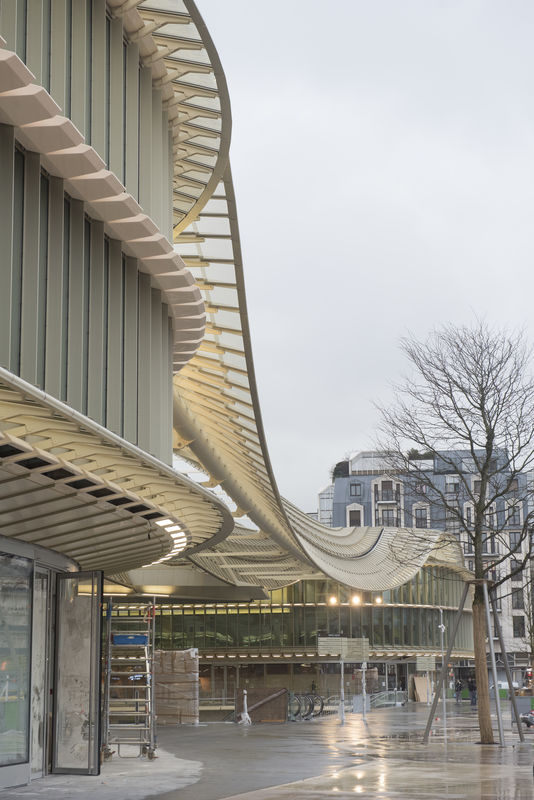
[0,537,103,790]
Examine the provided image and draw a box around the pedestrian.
[454,679,463,704]
[468,677,477,706]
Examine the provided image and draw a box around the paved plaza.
[2,702,533,799]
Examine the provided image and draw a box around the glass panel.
[53,572,102,775]
[172,608,185,649]
[227,607,238,647]
[0,553,32,767]
[31,570,49,777]
[159,610,171,649]
[393,608,401,646]
[383,607,392,645]
[248,608,260,647]
[372,608,383,645]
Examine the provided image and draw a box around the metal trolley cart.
[102,600,156,760]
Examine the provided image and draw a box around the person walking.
[468,677,477,706]
[454,679,463,704]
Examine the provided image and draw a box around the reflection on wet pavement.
[224,753,534,799]
[3,703,531,799]
[219,705,534,800]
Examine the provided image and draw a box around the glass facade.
[0,554,32,768]
[114,568,473,656]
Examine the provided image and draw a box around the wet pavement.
[2,702,533,799]
[156,703,534,800]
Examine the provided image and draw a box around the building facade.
[0,1,472,790]
[329,450,532,682]
[114,567,473,699]
[0,1,232,787]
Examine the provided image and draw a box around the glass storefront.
[150,602,472,653]
[114,567,473,655]
[0,554,32,768]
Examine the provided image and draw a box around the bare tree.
[517,576,534,686]
[377,321,534,744]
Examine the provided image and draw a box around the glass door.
[52,572,103,775]
[0,553,33,789]
[31,568,50,778]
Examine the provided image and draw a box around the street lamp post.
[362,661,367,722]
[339,656,345,725]
[439,607,447,742]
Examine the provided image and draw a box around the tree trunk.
[472,588,493,744]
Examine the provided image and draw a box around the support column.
[44,177,66,398]
[87,222,106,423]
[0,125,15,369]
[125,43,140,199]
[66,199,85,411]
[20,151,41,385]
[109,17,124,178]
[106,239,124,435]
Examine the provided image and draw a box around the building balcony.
[374,490,400,503]
[376,516,401,527]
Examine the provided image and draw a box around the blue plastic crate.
[112,633,148,645]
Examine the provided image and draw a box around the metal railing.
[374,490,400,502]
[369,689,407,708]
[376,515,401,526]
[321,694,353,716]
[199,696,234,708]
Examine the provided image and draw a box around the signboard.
[317,637,369,661]
[416,655,436,672]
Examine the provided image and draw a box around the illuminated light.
[379,774,386,787]
[352,595,361,605]
[165,525,182,532]
[354,787,363,794]
[375,596,383,604]
[156,518,173,527]
[329,596,338,605]
[356,772,364,780]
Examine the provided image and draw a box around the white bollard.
[238,688,252,725]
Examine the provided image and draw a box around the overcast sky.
[198,0,534,513]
